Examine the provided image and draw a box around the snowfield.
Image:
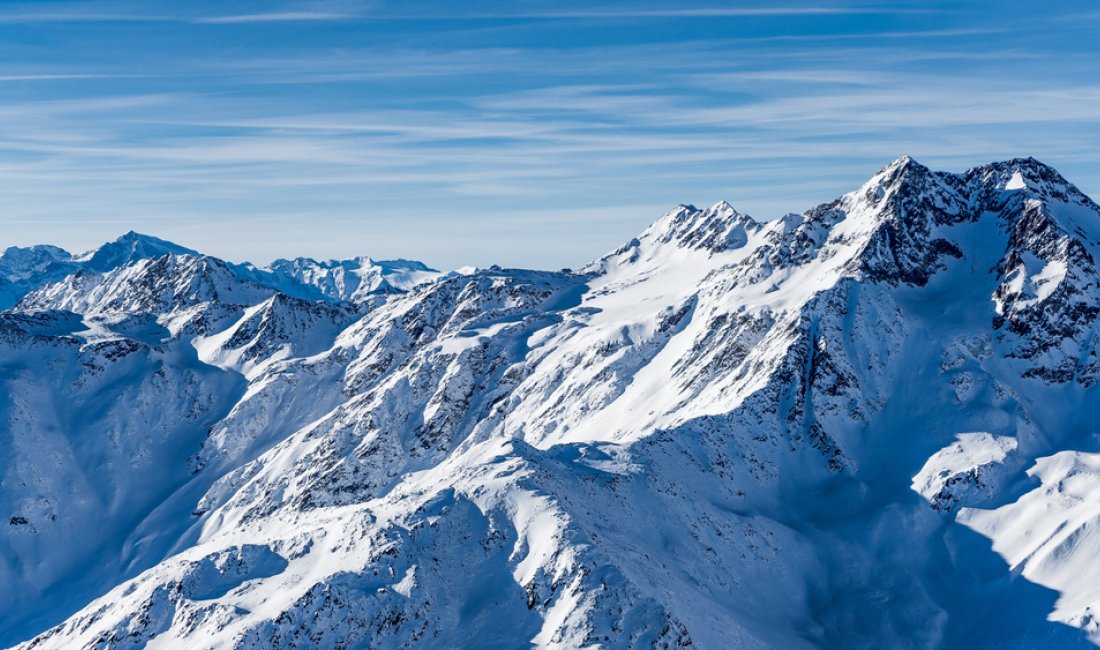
[3,156,1100,648]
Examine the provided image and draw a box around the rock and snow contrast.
[3,157,1100,648]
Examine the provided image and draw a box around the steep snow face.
[0,310,243,643]
[267,257,442,301]
[6,157,1100,649]
[194,293,360,379]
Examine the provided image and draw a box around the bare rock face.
[5,157,1100,649]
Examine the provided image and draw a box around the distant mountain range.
[0,230,443,312]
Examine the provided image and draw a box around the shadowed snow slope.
[4,157,1100,649]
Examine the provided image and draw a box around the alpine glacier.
[3,157,1100,648]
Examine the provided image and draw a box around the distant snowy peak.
[0,245,77,311]
[0,245,71,280]
[72,231,199,273]
[3,230,443,317]
[266,256,442,301]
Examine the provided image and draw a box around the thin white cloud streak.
[3,78,1099,172]
[0,74,149,81]
[0,93,183,117]
[0,13,175,23]
[201,31,1010,87]
[2,129,1094,188]
[193,12,357,24]
[0,4,914,24]
[1,4,910,25]
[316,24,1012,93]
[384,7,915,19]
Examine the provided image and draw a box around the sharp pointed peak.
[875,155,931,180]
[848,156,943,209]
[614,200,760,259]
[705,200,738,215]
[887,154,917,167]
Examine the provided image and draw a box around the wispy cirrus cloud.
[366,7,924,19]
[0,0,1097,270]
[0,73,148,81]
[193,11,357,24]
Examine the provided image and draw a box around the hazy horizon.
[1,0,1098,270]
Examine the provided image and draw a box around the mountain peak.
[76,231,199,273]
[885,154,916,169]
[705,200,739,217]
[868,155,932,189]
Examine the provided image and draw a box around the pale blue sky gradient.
[1,0,1098,269]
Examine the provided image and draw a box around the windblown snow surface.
[3,157,1100,648]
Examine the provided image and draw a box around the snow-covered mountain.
[0,231,208,309]
[4,157,1100,648]
[266,257,442,301]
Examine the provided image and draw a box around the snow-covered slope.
[5,157,1100,649]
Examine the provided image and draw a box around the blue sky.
[1,0,1098,270]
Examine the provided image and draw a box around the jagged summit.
[639,200,758,250]
[969,157,1088,205]
[592,200,761,272]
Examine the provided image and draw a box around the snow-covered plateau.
[3,157,1100,648]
